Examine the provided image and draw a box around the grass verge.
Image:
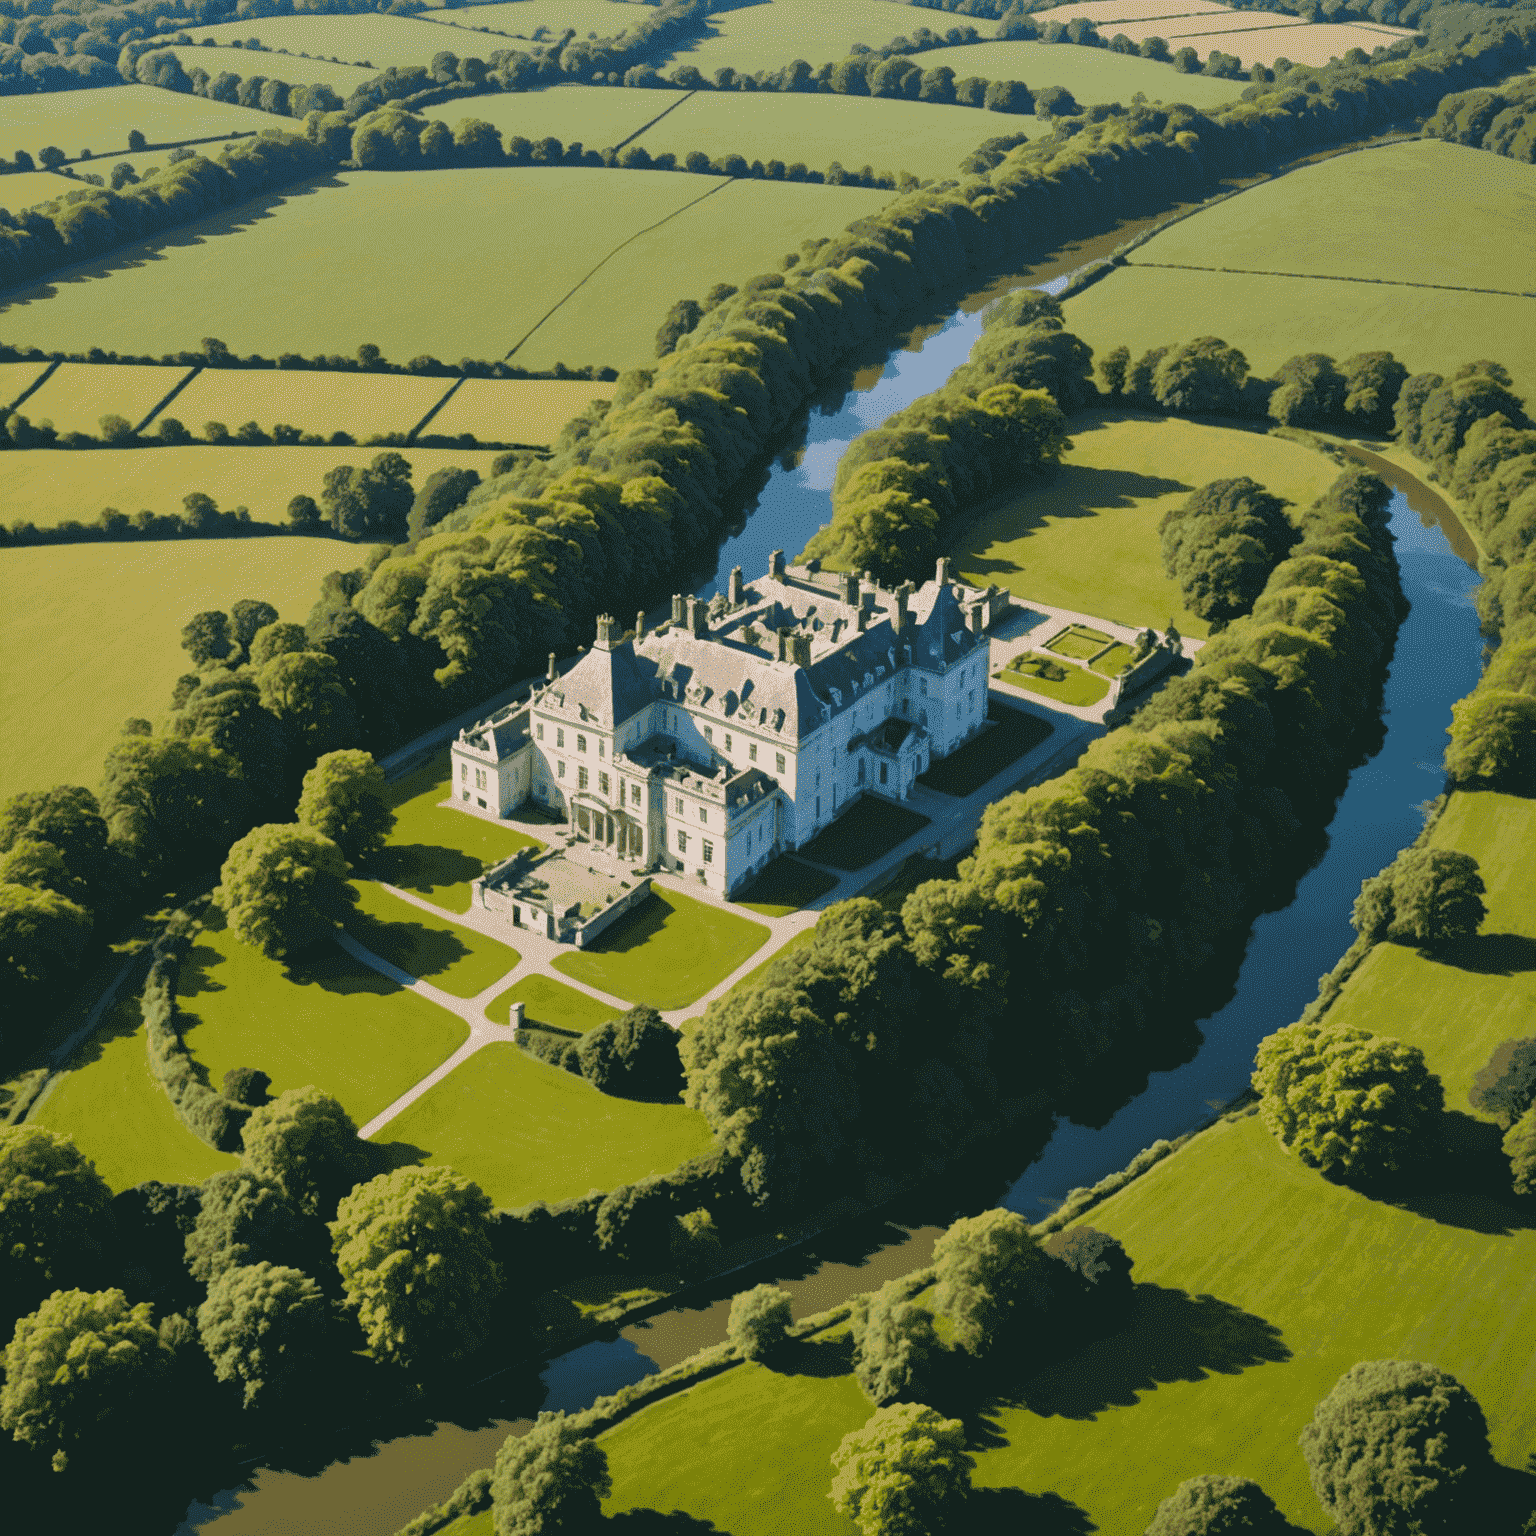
[348,882,520,998]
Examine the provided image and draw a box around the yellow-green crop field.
[168,367,453,440]
[0,168,891,372]
[21,361,194,436]
[951,412,1341,638]
[422,83,684,151]
[2,83,274,162]
[0,170,79,212]
[183,13,475,68]
[0,358,49,409]
[0,537,352,795]
[425,377,615,444]
[1,444,506,529]
[626,89,1025,179]
[422,0,657,35]
[153,43,377,90]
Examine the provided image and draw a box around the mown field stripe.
[131,364,201,435]
[7,357,59,414]
[502,175,737,361]
[1126,259,1536,299]
[609,88,699,154]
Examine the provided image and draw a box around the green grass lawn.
[425,0,648,34]
[1091,642,1137,676]
[0,536,352,797]
[999,659,1109,707]
[0,171,80,213]
[420,376,616,446]
[917,699,1054,797]
[166,367,453,441]
[374,1040,716,1210]
[1043,625,1110,661]
[553,888,770,1009]
[951,412,1342,639]
[185,12,471,66]
[154,43,376,88]
[29,999,239,1192]
[22,362,194,437]
[3,84,273,162]
[1,169,891,374]
[486,973,622,1031]
[629,90,1026,180]
[731,856,839,917]
[176,908,469,1127]
[370,753,546,915]
[796,796,931,872]
[348,882,520,998]
[0,444,505,529]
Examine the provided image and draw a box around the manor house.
[450,553,1010,897]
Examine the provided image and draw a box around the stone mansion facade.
[450,553,1011,897]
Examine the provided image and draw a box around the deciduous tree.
[851,1279,941,1406]
[491,1410,610,1536]
[242,1086,366,1217]
[0,1126,112,1319]
[727,1283,792,1360]
[196,1261,331,1409]
[1143,1474,1290,1536]
[1469,1037,1536,1127]
[215,822,355,960]
[295,750,394,863]
[932,1207,1053,1357]
[829,1402,972,1536]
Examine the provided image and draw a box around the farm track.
[1125,258,1536,300]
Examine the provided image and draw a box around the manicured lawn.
[375,1041,716,1210]
[1,169,891,374]
[348,882,520,999]
[3,83,273,161]
[370,753,546,915]
[1067,10,1412,69]
[1091,642,1137,676]
[917,700,1053,797]
[732,856,839,917]
[176,909,469,1127]
[553,888,770,1010]
[166,368,453,441]
[30,999,238,1192]
[951,412,1342,639]
[0,536,351,796]
[21,362,194,437]
[486,973,621,1032]
[0,444,505,529]
[421,377,617,447]
[1043,625,1111,661]
[796,796,931,872]
[999,659,1109,708]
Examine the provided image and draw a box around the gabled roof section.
[545,639,658,727]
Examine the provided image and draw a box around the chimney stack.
[594,614,617,650]
[965,601,984,634]
[635,609,646,643]
[686,595,707,638]
[856,606,869,633]
[547,652,557,683]
[770,549,786,578]
[936,556,954,586]
[671,593,685,626]
[791,633,813,669]
[728,566,744,604]
[892,584,910,634]
[837,570,857,607]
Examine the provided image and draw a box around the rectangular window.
[535,723,543,741]
[557,760,565,778]
[724,734,732,752]
[598,740,605,758]
[749,744,758,762]
[698,807,707,824]
[599,772,610,796]
[631,783,641,805]
[556,728,565,748]
[462,790,469,802]
[676,830,687,854]
[460,763,468,781]
[703,726,713,743]
[775,753,785,773]
[576,734,587,754]
[578,766,589,790]
[674,796,683,814]
[703,840,714,864]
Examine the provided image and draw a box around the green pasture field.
[21,361,194,436]
[374,1039,716,1209]
[154,43,376,89]
[889,39,1244,107]
[167,367,454,441]
[184,13,470,67]
[551,887,770,1009]
[1131,141,1536,297]
[422,377,617,445]
[348,883,521,998]
[421,82,678,148]
[0,358,49,409]
[372,752,547,914]
[0,170,78,211]
[29,998,239,1192]
[0,537,348,797]
[1063,10,1414,70]
[485,973,620,1031]
[916,698,1053,796]
[1323,790,1536,1111]
[177,907,470,1127]
[667,0,1000,78]
[0,169,890,373]
[1065,265,1536,412]
[513,174,893,372]
[999,657,1109,706]
[0,444,505,529]
[796,795,931,871]
[951,411,1343,639]
[732,855,838,917]
[423,0,654,36]
[2,84,275,162]
[628,90,1024,180]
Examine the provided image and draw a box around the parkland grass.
[374,1040,716,1210]
[999,656,1110,707]
[0,536,355,796]
[916,698,1053,797]
[552,888,770,1009]
[421,84,683,153]
[796,795,931,872]
[627,88,1026,180]
[950,412,1343,639]
[29,998,239,1192]
[2,84,274,162]
[165,368,454,441]
[21,362,194,436]
[1043,624,1112,660]
[155,43,376,89]
[732,855,838,917]
[485,973,621,1031]
[185,13,475,67]
[371,753,547,914]
[422,377,617,446]
[424,0,653,36]
[0,444,505,529]
[348,883,521,998]
[0,170,891,373]
[177,908,470,1127]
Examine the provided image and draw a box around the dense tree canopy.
[726,1283,793,1360]
[294,749,395,863]
[1160,478,1297,625]
[242,1086,366,1218]
[0,1126,112,1320]
[1143,1474,1290,1536]
[196,1261,332,1410]
[1469,1037,1536,1128]
[932,1207,1053,1357]
[577,1005,683,1099]
[1505,1103,1536,1196]
[1351,848,1487,947]
[215,823,355,959]
[491,1411,611,1536]
[1299,1361,1492,1536]
[829,1402,973,1536]
[184,1169,308,1285]
[851,1279,941,1406]
[99,731,247,872]
[1444,689,1536,792]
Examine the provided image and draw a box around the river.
[175,270,1484,1536]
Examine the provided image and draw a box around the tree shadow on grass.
[770,1333,855,1380]
[177,937,229,998]
[608,1512,728,1535]
[966,1487,1097,1536]
[1418,931,1536,977]
[572,890,674,957]
[346,909,474,987]
[367,842,484,900]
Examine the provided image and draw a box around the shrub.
[727,1283,792,1360]
[577,1005,683,1099]
[850,1279,941,1406]
[1506,1103,1536,1196]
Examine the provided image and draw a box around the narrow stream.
[177,247,1485,1536]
